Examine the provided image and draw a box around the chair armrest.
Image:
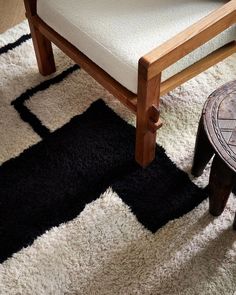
[140,0,236,80]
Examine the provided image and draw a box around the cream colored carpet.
[0,21,236,295]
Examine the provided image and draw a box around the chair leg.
[29,23,56,76]
[24,0,56,76]
[135,67,161,167]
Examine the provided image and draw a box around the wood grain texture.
[141,0,236,80]
[135,63,161,166]
[24,0,56,76]
[0,0,25,33]
[160,41,236,96]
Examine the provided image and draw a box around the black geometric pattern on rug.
[112,151,207,233]
[0,100,207,262]
[0,33,31,55]
[11,64,80,139]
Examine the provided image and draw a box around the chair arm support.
[140,0,236,80]
[24,0,37,16]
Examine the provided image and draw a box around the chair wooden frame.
[24,0,236,167]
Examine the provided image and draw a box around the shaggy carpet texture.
[0,21,236,295]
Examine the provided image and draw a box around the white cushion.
[37,0,236,94]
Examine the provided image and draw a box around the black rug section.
[11,65,80,139]
[112,148,207,233]
[0,100,207,262]
[0,34,31,55]
[0,100,136,262]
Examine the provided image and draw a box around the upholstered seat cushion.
[37,0,235,93]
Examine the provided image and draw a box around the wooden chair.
[24,0,236,167]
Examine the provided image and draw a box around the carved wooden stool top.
[203,80,236,173]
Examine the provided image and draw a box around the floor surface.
[0,0,25,33]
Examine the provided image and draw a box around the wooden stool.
[191,80,236,229]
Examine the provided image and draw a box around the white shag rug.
[0,21,236,295]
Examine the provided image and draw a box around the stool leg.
[191,116,214,177]
[233,215,236,230]
[209,155,235,216]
